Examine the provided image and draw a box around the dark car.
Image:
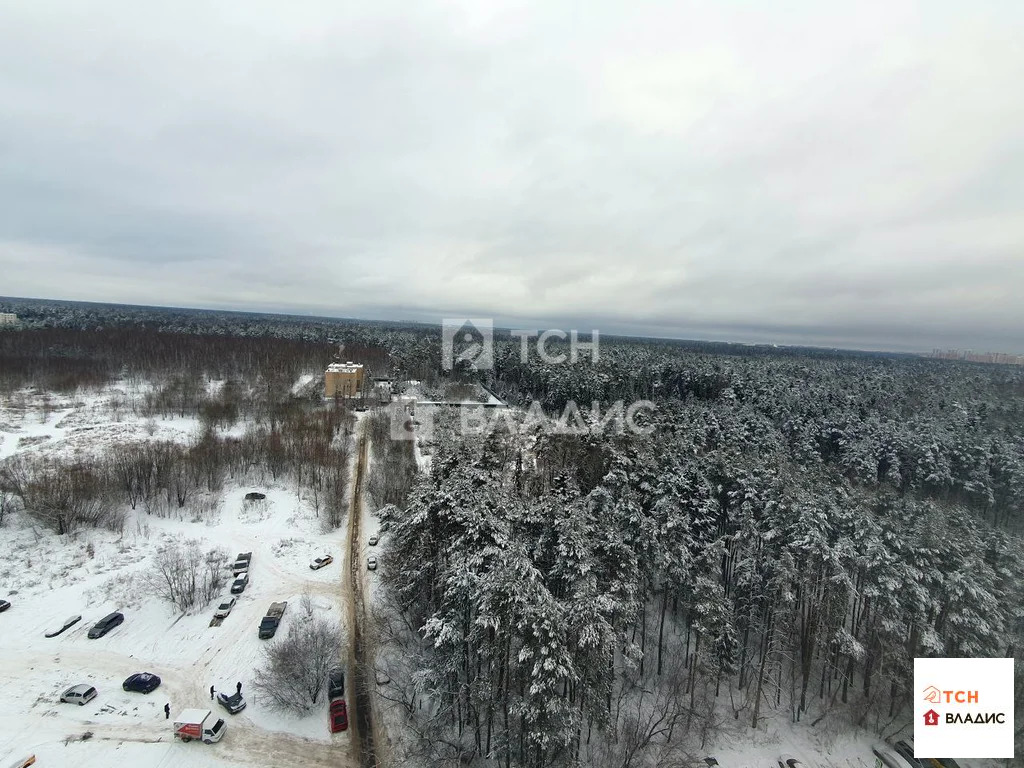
[216,691,247,714]
[230,573,249,594]
[329,699,348,732]
[258,615,280,639]
[122,672,161,694]
[327,667,345,700]
[88,611,124,638]
[0,599,10,612]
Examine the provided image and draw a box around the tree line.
[376,385,1024,767]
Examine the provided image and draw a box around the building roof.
[326,362,363,374]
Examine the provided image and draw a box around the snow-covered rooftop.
[326,361,363,373]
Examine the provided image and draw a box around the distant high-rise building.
[0,313,18,326]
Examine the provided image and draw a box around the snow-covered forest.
[1,297,1022,767]
[376,338,1024,766]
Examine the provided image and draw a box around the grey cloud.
[0,0,1022,353]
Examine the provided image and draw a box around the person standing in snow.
[236,681,242,695]
[164,703,170,719]
[210,685,215,699]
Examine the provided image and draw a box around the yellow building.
[325,362,366,399]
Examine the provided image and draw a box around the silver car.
[60,684,98,706]
[214,597,236,619]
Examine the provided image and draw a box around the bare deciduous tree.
[0,489,14,526]
[2,456,120,535]
[253,615,344,713]
[150,538,228,613]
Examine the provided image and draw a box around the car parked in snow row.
[45,614,81,637]
[329,698,348,732]
[214,597,236,618]
[230,572,249,594]
[258,601,287,639]
[87,611,124,638]
[327,667,345,700]
[232,552,252,576]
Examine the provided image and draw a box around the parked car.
[216,691,247,714]
[122,672,161,694]
[778,757,804,768]
[232,553,252,576]
[310,555,334,570]
[230,573,249,594]
[258,601,287,639]
[214,597,236,618]
[7,755,36,768]
[329,699,348,732]
[328,667,345,699]
[88,611,124,638]
[0,599,10,612]
[367,534,379,546]
[367,556,378,571]
[45,614,82,637]
[60,684,98,705]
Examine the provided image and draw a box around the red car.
[329,699,348,732]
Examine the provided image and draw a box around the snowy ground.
[0,387,356,768]
[0,384,204,463]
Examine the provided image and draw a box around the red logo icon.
[924,709,940,726]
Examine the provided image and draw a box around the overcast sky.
[1,1,1022,352]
